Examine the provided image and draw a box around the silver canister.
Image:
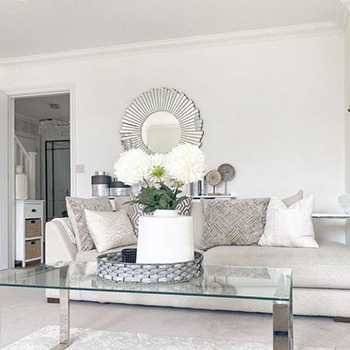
[91,171,111,197]
[110,179,131,197]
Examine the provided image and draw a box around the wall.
[0,32,346,242]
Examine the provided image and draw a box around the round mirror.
[121,88,204,154]
[141,112,181,153]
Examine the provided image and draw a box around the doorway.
[13,93,70,267]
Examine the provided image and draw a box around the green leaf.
[159,199,167,208]
[143,206,156,213]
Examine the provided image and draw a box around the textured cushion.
[199,198,270,250]
[85,209,137,253]
[66,197,113,251]
[128,196,192,236]
[203,241,350,289]
[258,195,319,248]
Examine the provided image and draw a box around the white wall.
[0,32,346,242]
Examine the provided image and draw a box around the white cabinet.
[16,200,44,267]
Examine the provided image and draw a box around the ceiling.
[0,0,339,59]
[15,94,70,122]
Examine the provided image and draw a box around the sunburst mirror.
[120,87,204,154]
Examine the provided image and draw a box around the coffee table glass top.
[0,263,292,302]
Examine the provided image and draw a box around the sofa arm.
[45,220,78,264]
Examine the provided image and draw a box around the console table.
[312,213,350,219]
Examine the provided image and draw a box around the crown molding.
[0,21,342,70]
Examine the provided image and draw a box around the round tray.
[97,250,204,284]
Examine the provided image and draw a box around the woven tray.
[97,250,203,284]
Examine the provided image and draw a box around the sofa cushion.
[85,209,137,253]
[258,195,318,248]
[200,198,270,250]
[66,196,113,251]
[203,241,350,289]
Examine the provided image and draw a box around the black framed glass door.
[45,140,70,221]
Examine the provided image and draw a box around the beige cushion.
[203,241,350,289]
[199,198,270,250]
[66,197,113,251]
[282,190,303,207]
[85,209,137,253]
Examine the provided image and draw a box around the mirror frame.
[120,87,204,154]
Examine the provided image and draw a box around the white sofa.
[46,198,350,318]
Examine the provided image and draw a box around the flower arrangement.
[114,144,206,213]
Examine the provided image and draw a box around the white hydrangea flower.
[165,144,206,185]
[114,149,151,186]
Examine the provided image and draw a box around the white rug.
[2,326,334,350]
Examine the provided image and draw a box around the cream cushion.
[258,195,319,248]
[85,209,137,253]
[203,241,350,289]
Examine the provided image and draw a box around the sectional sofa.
[45,198,350,318]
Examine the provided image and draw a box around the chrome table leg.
[51,289,71,350]
[273,286,293,350]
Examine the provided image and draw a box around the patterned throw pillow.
[85,209,137,253]
[66,197,113,251]
[199,198,270,250]
[128,197,192,236]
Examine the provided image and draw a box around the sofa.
[45,197,350,318]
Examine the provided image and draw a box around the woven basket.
[97,250,203,284]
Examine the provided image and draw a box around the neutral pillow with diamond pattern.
[66,196,113,251]
[199,198,270,250]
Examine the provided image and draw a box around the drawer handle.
[31,209,37,213]
[31,241,35,245]
[31,220,35,224]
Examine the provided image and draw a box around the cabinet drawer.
[25,219,42,238]
[25,240,41,260]
[24,204,43,219]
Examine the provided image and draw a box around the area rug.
[3,326,334,350]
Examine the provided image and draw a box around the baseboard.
[47,298,60,304]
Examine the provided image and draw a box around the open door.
[0,91,9,270]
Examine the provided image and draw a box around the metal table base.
[50,288,293,350]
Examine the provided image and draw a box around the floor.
[0,287,350,349]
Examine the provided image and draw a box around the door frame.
[0,82,76,268]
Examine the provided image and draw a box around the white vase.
[136,209,194,264]
[15,165,28,200]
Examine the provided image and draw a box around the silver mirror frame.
[120,87,204,154]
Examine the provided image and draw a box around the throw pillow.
[128,196,192,236]
[282,190,303,207]
[66,197,113,251]
[85,209,137,253]
[258,195,319,248]
[199,198,270,250]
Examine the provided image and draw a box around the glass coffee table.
[0,263,293,350]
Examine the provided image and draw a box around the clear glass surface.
[0,263,292,302]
